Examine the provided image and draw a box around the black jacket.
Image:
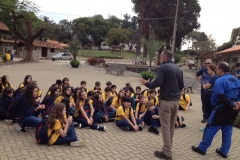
[146,60,184,101]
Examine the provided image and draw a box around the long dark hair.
[47,103,65,129]
[62,77,69,86]
[61,85,71,97]
[23,75,32,86]
[73,87,80,103]
[93,93,103,109]
[76,90,88,110]
[1,75,8,86]
[2,87,14,102]
[23,85,38,107]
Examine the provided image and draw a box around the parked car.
[51,52,73,61]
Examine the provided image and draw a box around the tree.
[132,0,201,57]
[12,10,45,61]
[230,27,240,45]
[217,42,233,52]
[144,34,164,70]
[72,17,93,47]
[105,28,130,45]
[194,35,217,52]
[106,15,121,28]
[182,31,208,50]
[58,19,73,43]
[90,17,110,50]
[68,36,80,60]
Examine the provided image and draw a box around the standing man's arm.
[140,67,164,89]
[195,69,203,84]
[195,74,201,83]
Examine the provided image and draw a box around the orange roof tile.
[33,40,63,49]
[0,21,10,32]
[215,45,240,55]
[60,43,69,48]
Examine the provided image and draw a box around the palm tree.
[144,35,164,71]
[68,36,80,60]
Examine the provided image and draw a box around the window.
[232,57,238,63]
[50,48,55,52]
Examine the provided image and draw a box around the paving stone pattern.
[0,60,240,160]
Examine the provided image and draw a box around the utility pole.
[171,0,180,54]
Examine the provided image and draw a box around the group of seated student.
[0,75,188,145]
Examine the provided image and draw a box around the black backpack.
[148,96,157,106]
[183,94,192,106]
[140,89,149,96]
[35,116,55,145]
[7,93,23,119]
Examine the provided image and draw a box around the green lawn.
[77,50,142,59]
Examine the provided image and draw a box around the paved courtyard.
[0,60,240,160]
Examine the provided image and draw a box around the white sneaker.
[4,119,13,125]
[78,123,82,129]
[70,140,85,147]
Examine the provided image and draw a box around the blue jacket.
[210,73,240,126]
[196,67,211,92]
[17,100,38,117]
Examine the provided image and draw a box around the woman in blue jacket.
[0,87,14,124]
[17,85,45,132]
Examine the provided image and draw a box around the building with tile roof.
[0,21,10,33]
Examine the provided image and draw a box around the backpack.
[35,116,55,145]
[140,89,149,96]
[7,93,23,119]
[148,96,157,106]
[80,87,87,93]
[122,105,132,120]
[43,99,55,117]
[183,94,192,106]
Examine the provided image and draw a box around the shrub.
[174,54,182,64]
[2,54,7,62]
[234,114,240,128]
[140,71,155,79]
[70,59,80,66]
[87,57,105,65]
[94,56,123,59]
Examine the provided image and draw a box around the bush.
[174,54,182,64]
[141,71,155,79]
[87,57,105,65]
[2,54,7,62]
[70,59,80,67]
[94,56,123,59]
[234,114,240,128]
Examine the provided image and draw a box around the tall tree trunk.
[135,0,144,65]
[12,11,45,62]
[142,0,149,65]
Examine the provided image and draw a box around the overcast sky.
[32,0,240,49]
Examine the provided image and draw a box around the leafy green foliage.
[144,34,164,69]
[141,71,155,79]
[106,28,131,45]
[87,57,105,65]
[68,36,80,60]
[234,114,240,128]
[217,42,233,52]
[230,27,240,44]
[174,54,182,64]
[70,59,80,66]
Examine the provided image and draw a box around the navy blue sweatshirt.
[145,60,184,101]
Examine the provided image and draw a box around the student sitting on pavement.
[115,96,143,131]
[179,90,191,111]
[148,89,159,107]
[143,101,160,135]
[175,113,187,128]
[135,95,147,121]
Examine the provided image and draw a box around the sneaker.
[148,126,159,135]
[70,140,86,147]
[4,119,13,125]
[108,118,115,122]
[97,126,106,131]
[199,127,205,132]
[191,146,206,155]
[72,122,78,128]
[121,127,129,131]
[180,123,187,128]
[216,148,227,158]
[138,125,143,131]
[19,126,27,133]
[78,123,82,129]
[201,119,208,123]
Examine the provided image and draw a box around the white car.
[51,52,73,61]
